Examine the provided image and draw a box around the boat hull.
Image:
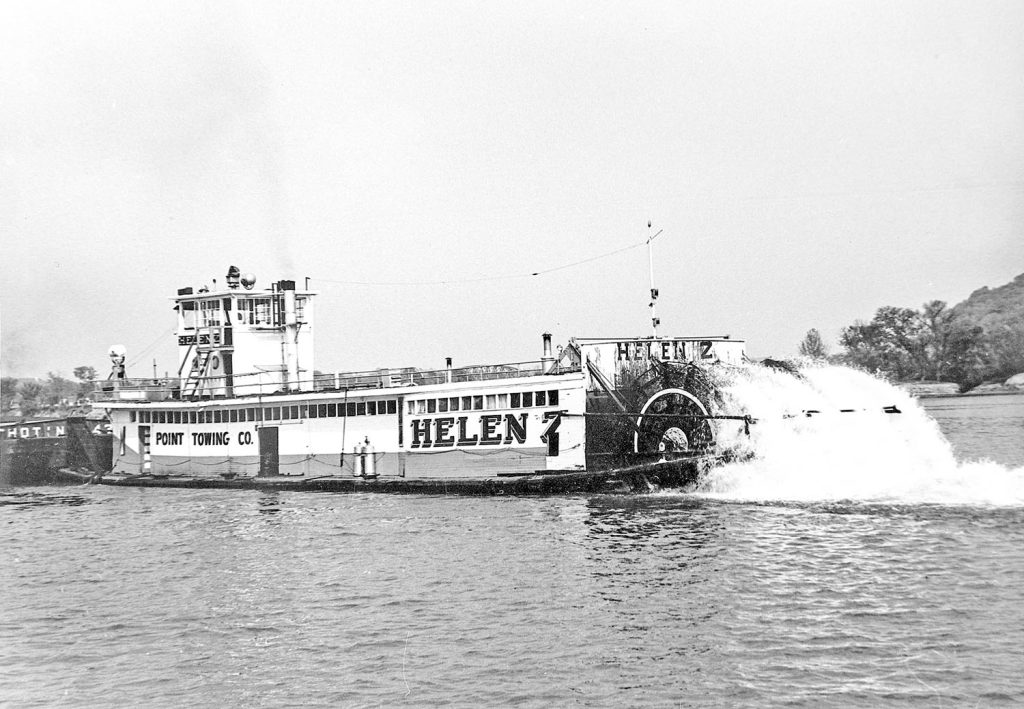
[80,456,718,495]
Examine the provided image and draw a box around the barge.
[90,266,748,494]
[1,416,112,486]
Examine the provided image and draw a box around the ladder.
[181,351,212,400]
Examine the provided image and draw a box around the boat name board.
[615,339,715,362]
[3,423,66,439]
[410,413,541,449]
[178,333,219,346]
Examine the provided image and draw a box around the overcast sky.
[2,1,1022,379]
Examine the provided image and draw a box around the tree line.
[1,366,98,420]
[799,300,1024,390]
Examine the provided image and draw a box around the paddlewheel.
[633,386,715,456]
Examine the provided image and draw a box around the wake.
[693,363,1024,505]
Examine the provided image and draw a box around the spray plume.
[694,363,1024,506]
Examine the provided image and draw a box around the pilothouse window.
[254,298,272,325]
[199,300,221,327]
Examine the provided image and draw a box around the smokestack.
[541,333,554,373]
[279,280,299,391]
[445,357,453,383]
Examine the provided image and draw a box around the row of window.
[234,297,307,326]
[130,388,562,425]
[408,389,559,415]
[183,297,308,329]
[132,399,399,424]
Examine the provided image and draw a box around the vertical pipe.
[279,280,299,391]
[541,333,554,373]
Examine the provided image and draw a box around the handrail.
[93,359,583,403]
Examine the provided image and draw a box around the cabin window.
[346,402,356,417]
[387,400,397,414]
[523,392,533,407]
[174,412,182,424]
[462,396,472,411]
[473,395,483,410]
[511,392,521,408]
[485,394,496,410]
[143,411,151,423]
[290,405,299,419]
[408,401,415,414]
[367,401,377,415]
[438,398,448,413]
[449,397,459,412]
[282,406,292,421]
[417,400,426,415]
[253,298,272,325]
[264,407,272,421]
[427,400,436,414]
[316,404,326,418]
[295,297,307,322]
[159,411,168,424]
[357,402,367,416]
[272,407,281,420]
[229,410,237,423]
[549,390,559,406]
[189,412,196,424]
[327,403,337,417]
[213,411,222,423]
[129,411,137,423]
[498,394,508,409]
[245,408,255,421]
[536,391,547,407]
[300,405,308,418]
[309,404,319,419]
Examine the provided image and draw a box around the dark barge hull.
[1,417,112,486]
[75,455,721,495]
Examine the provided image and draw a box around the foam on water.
[695,362,1024,505]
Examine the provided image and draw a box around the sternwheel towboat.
[90,266,748,494]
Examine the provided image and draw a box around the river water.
[2,376,1023,707]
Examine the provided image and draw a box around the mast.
[647,222,663,339]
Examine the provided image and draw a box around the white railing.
[93,359,581,402]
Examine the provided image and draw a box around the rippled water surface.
[2,392,1024,707]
